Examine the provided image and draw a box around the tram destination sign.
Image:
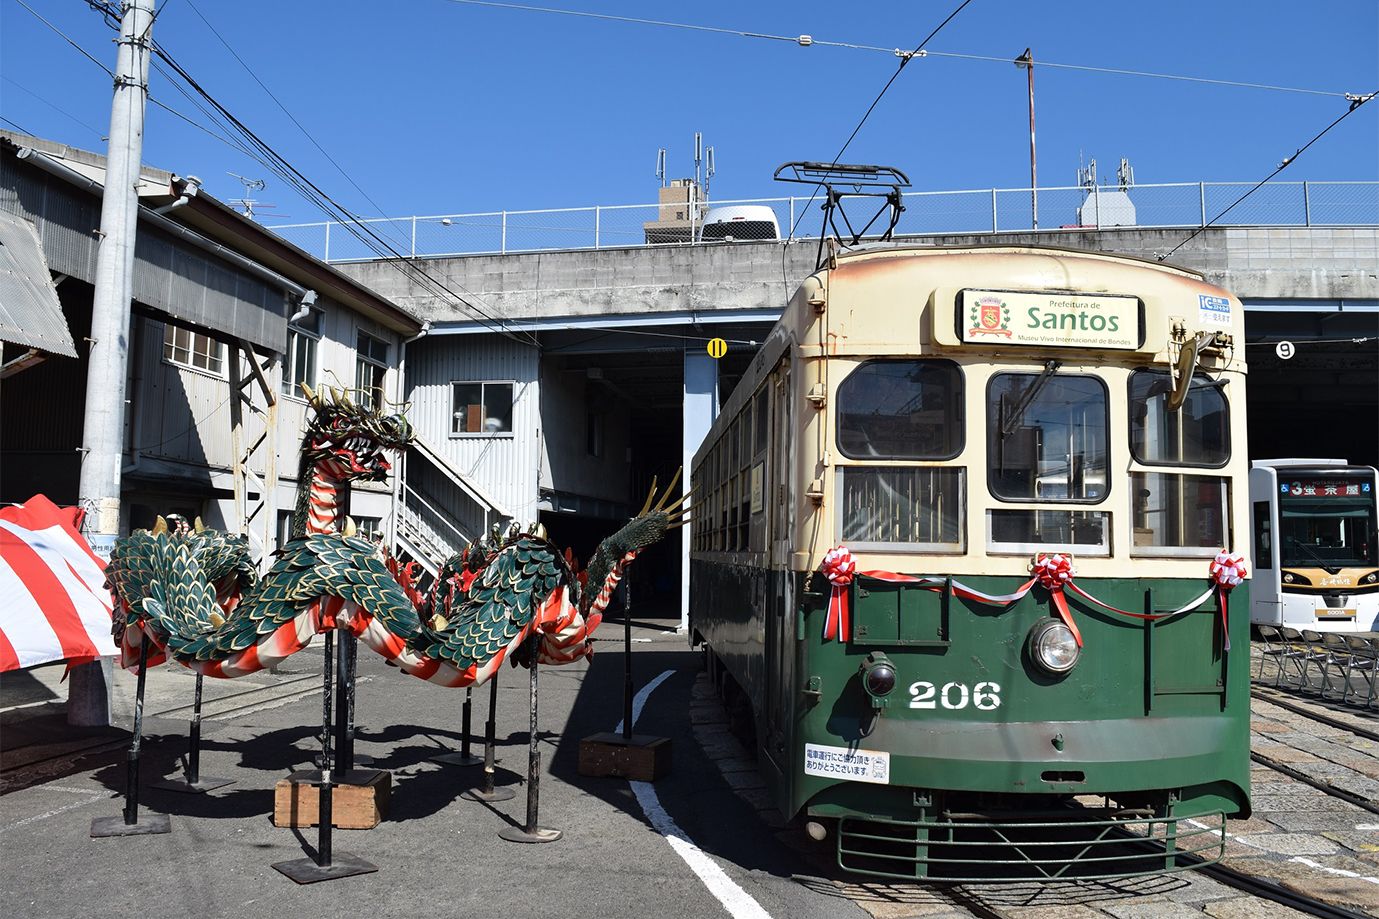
[959,289,1141,350]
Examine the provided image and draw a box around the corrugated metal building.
[0,132,423,556]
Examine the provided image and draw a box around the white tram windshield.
[1277,474,1378,569]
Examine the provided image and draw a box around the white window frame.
[450,380,516,437]
[162,321,226,378]
[282,306,323,398]
[355,330,389,410]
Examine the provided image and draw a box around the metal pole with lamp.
[1015,48,1038,231]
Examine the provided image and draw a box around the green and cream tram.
[689,245,1252,881]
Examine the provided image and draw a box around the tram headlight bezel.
[860,652,897,709]
[1027,618,1080,675]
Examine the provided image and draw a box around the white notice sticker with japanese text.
[803,743,891,785]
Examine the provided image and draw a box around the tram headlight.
[1363,572,1378,584]
[860,652,897,709]
[1027,618,1080,675]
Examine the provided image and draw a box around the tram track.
[1190,860,1375,919]
[1251,687,1379,744]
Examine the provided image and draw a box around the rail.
[267,180,1379,263]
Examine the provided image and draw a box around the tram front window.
[988,373,1109,502]
[1280,494,1377,569]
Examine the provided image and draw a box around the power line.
[1158,91,1377,262]
[181,0,406,233]
[1,77,105,140]
[134,32,535,345]
[788,0,978,239]
[441,0,1353,99]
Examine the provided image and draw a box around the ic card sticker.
[803,743,891,785]
[1198,294,1232,327]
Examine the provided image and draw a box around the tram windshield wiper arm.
[1001,360,1062,436]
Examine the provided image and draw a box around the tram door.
[763,362,793,766]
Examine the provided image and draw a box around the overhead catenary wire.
[787,0,978,240]
[1158,91,1377,262]
[441,0,1354,99]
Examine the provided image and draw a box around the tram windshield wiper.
[1001,360,1062,436]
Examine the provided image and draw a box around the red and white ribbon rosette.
[820,546,857,641]
[1208,550,1248,652]
[1031,553,1084,648]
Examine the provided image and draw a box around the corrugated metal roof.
[0,208,76,358]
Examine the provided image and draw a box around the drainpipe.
[388,320,431,554]
[152,174,201,214]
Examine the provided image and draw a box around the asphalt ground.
[0,623,867,919]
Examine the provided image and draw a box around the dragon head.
[300,383,415,483]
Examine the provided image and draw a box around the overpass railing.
[268,180,1379,263]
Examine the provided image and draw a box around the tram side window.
[988,373,1108,502]
[1131,472,1230,554]
[837,360,963,460]
[1128,370,1229,467]
[840,467,965,551]
[1253,501,1272,570]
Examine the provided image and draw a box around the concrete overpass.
[335,227,1378,625]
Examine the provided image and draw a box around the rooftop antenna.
[1077,157,1097,191]
[1117,157,1135,191]
[655,147,667,187]
[227,172,269,218]
[693,132,714,202]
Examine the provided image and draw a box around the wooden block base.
[578,732,671,781]
[272,768,390,829]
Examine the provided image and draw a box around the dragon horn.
[300,382,317,405]
[636,476,659,517]
[654,468,684,512]
[193,516,206,533]
[343,516,358,538]
[151,516,169,536]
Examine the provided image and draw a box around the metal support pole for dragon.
[462,674,515,802]
[91,638,171,837]
[498,633,561,844]
[432,686,483,766]
[151,673,234,794]
[273,631,377,883]
[332,631,378,778]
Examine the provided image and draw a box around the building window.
[283,307,322,396]
[452,381,515,435]
[162,322,225,376]
[355,331,388,409]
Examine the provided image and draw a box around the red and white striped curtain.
[0,495,117,672]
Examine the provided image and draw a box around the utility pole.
[1014,48,1038,230]
[70,0,157,727]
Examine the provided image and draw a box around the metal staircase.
[393,433,510,576]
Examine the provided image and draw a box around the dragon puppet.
[107,478,686,687]
[104,373,689,686]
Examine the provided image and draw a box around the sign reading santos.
[960,289,1141,350]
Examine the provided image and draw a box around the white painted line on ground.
[619,668,774,919]
[1290,856,1379,885]
[0,792,106,833]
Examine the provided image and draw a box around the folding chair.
[1340,634,1378,708]
[1299,629,1337,695]
[1254,625,1294,686]
[1320,631,1352,701]
[1277,627,1315,691]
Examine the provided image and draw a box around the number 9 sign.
[1275,340,1295,360]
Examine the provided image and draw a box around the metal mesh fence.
[265,181,1379,262]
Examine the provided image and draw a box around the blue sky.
[2,0,1375,225]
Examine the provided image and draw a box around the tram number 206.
[908,681,1002,711]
